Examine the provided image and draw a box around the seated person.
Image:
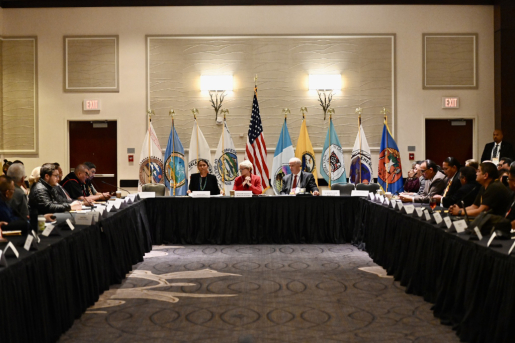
[29,163,82,214]
[60,164,104,203]
[400,159,446,203]
[504,165,515,230]
[83,162,110,200]
[187,159,220,195]
[2,159,12,175]
[448,167,481,208]
[52,162,73,203]
[280,157,320,195]
[29,166,41,189]
[233,160,263,195]
[404,162,421,193]
[433,157,461,207]
[401,161,426,196]
[6,163,29,220]
[0,175,30,233]
[449,162,512,217]
[498,157,512,171]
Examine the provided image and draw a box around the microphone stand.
[100,180,131,195]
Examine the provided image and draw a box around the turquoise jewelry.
[199,176,207,191]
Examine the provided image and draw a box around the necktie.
[292,175,298,190]
[442,178,451,197]
[493,144,499,159]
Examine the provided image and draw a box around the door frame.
[65,119,118,183]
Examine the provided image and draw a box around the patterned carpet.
[59,244,459,343]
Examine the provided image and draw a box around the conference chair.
[142,183,166,197]
[356,183,380,193]
[331,183,355,195]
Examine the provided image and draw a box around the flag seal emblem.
[214,151,238,184]
[273,165,291,194]
[164,152,186,188]
[301,151,315,173]
[322,145,345,179]
[378,148,402,184]
[139,157,164,185]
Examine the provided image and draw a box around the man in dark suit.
[434,157,462,207]
[280,157,319,195]
[481,129,515,162]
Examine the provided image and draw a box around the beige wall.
[0,5,494,188]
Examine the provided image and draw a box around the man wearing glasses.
[400,159,447,203]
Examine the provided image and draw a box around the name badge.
[234,191,253,198]
[322,190,340,196]
[190,191,211,198]
[453,219,468,233]
[433,212,442,224]
[403,204,414,214]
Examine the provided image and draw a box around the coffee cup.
[116,191,122,198]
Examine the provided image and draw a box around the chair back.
[330,183,355,195]
[142,183,166,197]
[356,183,380,193]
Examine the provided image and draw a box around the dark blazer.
[455,182,481,208]
[441,172,462,207]
[280,171,319,195]
[189,173,220,195]
[481,141,515,162]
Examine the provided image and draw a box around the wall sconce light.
[200,75,233,122]
[309,74,341,120]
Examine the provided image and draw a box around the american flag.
[245,87,270,191]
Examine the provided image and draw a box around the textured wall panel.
[424,34,477,88]
[148,36,394,151]
[1,38,37,153]
[65,36,118,91]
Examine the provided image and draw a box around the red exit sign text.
[442,97,459,109]
[83,99,101,111]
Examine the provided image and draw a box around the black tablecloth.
[0,200,151,343]
[355,200,515,343]
[145,196,360,245]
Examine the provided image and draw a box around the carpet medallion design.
[60,244,459,343]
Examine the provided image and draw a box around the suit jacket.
[481,141,515,162]
[233,174,262,195]
[441,171,462,207]
[280,171,319,195]
[8,184,29,220]
[189,173,220,195]
[414,171,447,203]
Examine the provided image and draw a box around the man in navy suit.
[280,157,320,195]
[481,129,515,162]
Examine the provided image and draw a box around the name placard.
[368,193,374,201]
[384,198,390,206]
[42,224,55,237]
[443,216,452,229]
[508,241,515,255]
[424,211,431,221]
[235,191,253,198]
[379,195,385,203]
[404,204,414,214]
[486,232,496,246]
[190,191,211,198]
[433,212,442,224]
[475,227,483,241]
[138,192,156,199]
[390,200,396,209]
[415,208,424,217]
[453,219,468,233]
[24,235,34,251]
[322,190,340,196]
[4,242,19,258]
[66,219,75,230]
[31,230,40,244]
[75,213,93,226]
[0,250,6,267]
[397,202,403,211]
[351,190,369,197]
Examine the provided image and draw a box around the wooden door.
[69,121,118,193]
[425,119,473,167]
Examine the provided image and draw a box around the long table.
[1,196,514,343]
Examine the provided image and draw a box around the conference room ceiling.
[0,0,496,8]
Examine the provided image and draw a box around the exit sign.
[83,99,101,111]
[442,97,459,109]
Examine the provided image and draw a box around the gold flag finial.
[282,108,290,119]
[300,107,308,119]
[327,108,335,120]
[169,109,175,118]
[191,108,199,120]
[220,108,229,120]
[355,107,363,116]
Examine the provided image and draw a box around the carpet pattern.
[59,244,459,343]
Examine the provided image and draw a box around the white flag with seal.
[214,121,239,194]
[138,121,164,192]
[188,119,213,179]
[349,124,374,184]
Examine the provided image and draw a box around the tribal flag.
[164,119,187,196]
[271,120,295,194]
[138,121,164,192]
[378,118,404,194]
[350,123,373,184]
[295,118,318,187]
[214,120,239,194]
[320,119,347,186]
[245,87,269,191]
[188,119,213,180]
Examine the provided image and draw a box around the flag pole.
[147,110,154,184]
[191,108,199,171]
[381,107,389,192]
[356,107,363,184]
[220,108,229,194]
[327,109,334,189]
[169,109,176,195]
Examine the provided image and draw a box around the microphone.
[460,200,469,222]
[82,196,95,209]
[100,180,131,195]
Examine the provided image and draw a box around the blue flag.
[378,119,404,194]
[271,120,295,194]
[164,121,188,195]
[320,119,347,186]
